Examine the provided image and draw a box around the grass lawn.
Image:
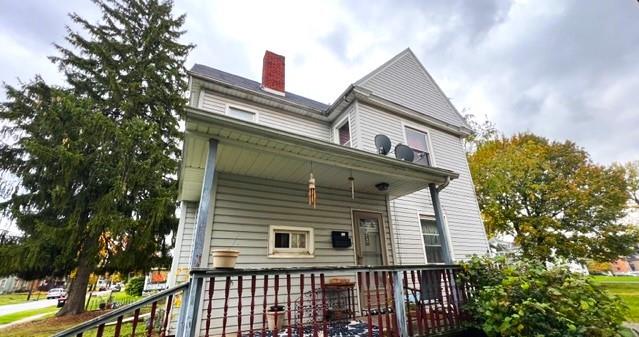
[0,305,58,324]
[592,275,639,322]
[85,291,142,310]
[0,292,47,306]
[0,311,105,337]
[0,309,153,337]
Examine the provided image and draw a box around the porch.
[176,106,460,273]
[53,264,473,337]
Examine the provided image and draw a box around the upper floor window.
[420,215,444,263]
[227,106,256,122]
[334,117,351,147]
[404,126,431,165]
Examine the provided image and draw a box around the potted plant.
[266,305,285,331]
[212,249,240,269]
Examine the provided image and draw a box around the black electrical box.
[331,231,352,248]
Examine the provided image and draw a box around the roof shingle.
[190,64,330,112]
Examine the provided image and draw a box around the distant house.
[0,276,29,294]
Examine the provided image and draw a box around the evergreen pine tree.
[0,0,192,316]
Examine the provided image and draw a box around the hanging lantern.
[348,170,355,200]
[308,172,317,208]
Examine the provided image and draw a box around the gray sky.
[1,0,638,166]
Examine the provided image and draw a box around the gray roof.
[190,64,330,112]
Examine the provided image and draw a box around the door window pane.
[358,217,383,266]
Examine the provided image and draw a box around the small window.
[334,117,351,147]
[269,225,314,257]
[227,106,256,122]
[420,216,444,263]
[338,122,351,146]
[405,126,431,165]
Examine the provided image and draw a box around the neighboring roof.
[355,48,470,129]
[190,64,330,112]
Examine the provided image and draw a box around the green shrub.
[460,256,626,337]
[125,276,145,296]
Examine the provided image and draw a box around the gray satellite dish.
[394,144,415,162]
[374,134,392,155]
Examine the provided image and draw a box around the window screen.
[421,217,444,263]
[405,127,431,164]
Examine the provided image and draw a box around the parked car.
[109,284,121,292]
[47,288,66,299]
[57,295,67,308]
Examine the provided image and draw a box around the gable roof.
[355,48,469,128]
[190,64,330,112]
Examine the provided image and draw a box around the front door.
[352,211,388,313]
[352,211,386,266]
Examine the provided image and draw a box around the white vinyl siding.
[355,102,489,262]
[167,201,197,286]
[189,173,395,336]
[357,49,466,127]
[198,90,331,141]
[207,172,394,267]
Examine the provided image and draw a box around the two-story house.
[167,48,489,336]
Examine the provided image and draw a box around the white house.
[164,48,489,336]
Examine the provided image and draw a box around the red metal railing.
[190,265,470,337]
[52,282,188,337]
[52,265,470,337]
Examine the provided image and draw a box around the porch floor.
[241,320,380,337]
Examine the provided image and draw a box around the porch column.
[428,183,453,264]
[178,138,218,337]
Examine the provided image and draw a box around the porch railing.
[187,265,471,337]
[52,282,189,337]
[54,265,472,337]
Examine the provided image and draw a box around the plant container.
[212,249,240,269]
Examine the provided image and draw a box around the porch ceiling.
[179,107,459,201]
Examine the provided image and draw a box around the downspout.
[436,176,451,192]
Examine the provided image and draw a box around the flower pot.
[266,310,286,331]
[212,249,240,269]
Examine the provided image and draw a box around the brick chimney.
[261,51,285,95]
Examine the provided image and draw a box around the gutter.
[436,176,451,192]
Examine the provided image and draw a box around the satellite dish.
[374,134,392,155]
[394,144,415,162]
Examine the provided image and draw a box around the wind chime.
[308,162,317,208]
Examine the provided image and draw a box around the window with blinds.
[420,216,444,263]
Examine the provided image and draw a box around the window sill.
[268,253,315,259]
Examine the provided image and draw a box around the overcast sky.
[1,0,638,167]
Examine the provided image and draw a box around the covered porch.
[176,107,464,336]
[179,106,459,270]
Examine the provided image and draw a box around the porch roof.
[180,106,459,201]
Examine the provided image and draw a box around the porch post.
[392,271,409,337]
[428,183,452,264]
[179,138,218,337]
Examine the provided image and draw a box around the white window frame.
[225,104,259,122]
[268,225,315,258]
[417,213,445,264]
[401,122,436,166]
[333,114,352,147]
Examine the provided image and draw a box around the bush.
[460,256,626,337]
[125,276,145,297]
